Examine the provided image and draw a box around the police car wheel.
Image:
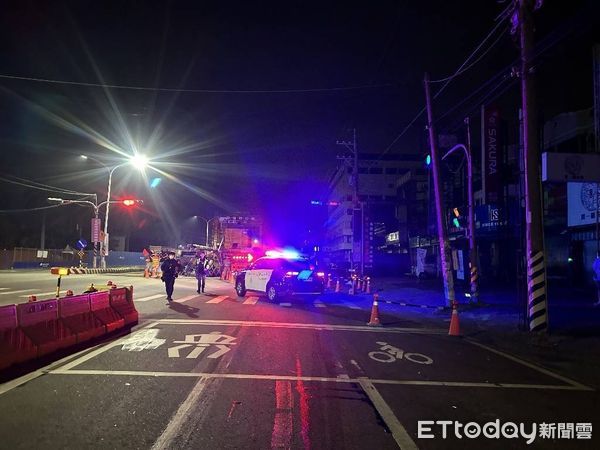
[235,280,246,297]
[266,284,278,302]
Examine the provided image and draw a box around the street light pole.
[102,165,121,268]
[442,143,479,304]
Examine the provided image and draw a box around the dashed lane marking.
[313,300,326,308]
[0,289,37,295]
[174,295,198,303]
[242,296,259,305]
[207,295,228,304]
[0,288,10,291]
[19,291,57,298]
[136,294,166,302]
[279,302,292,307]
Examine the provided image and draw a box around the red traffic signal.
[122,199,143,207]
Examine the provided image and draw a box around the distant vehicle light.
[123,199,135,206]
[247,253,253,262]
[316,272,325,277]
[285,271,299,276]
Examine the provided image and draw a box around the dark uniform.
[196,256,207,293]
[161,254,181,302]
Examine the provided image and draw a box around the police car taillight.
[285,271,299,277]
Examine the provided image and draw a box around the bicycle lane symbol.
[368,341,433,365]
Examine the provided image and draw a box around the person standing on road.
[161,252,181,302]
[196,253,207,294]
[593,254,600,307]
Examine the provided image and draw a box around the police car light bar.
[265,250,300,259]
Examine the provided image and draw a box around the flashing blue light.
[150,177,162,188]
[310,200,322,205]
[425,154,431,166]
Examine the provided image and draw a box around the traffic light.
[122,199,143,207]
[425,154,432,167]
[451,207,467,230]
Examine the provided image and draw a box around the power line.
[0,73,396,94]
[0,175,94,197]
[0,204,66,214]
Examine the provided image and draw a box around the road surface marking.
[271,380,293,448]
[242,296,258,305]
[152,319,445,334]
[465,339,593,391]
[135,294,165,302]
[121,329,165,351]
[0,287,10,291]
[0,289,37,295]
[358,378,417,450]
[313,300,326,308]
[53,321,159,372]
[0,343,106,396]
[279,302,292,307]
[346,302,362,309]
[174,295,197,302]
[151,376,212,450]
[47,369,590,391]
[19,291,57,298]
[207,295,228,304]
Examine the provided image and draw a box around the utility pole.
[518,0,548,332]
[465,118,479,303]
[424,73,455,307]
[337,129,362,274]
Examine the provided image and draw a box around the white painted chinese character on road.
[121,329,166,352]
[168,331,237,359]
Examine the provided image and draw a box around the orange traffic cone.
[365,277,371,294]
[367,293,381,327]
[66,289,74,296]
[357,278,362,291]
[335,279,340,293]
[28,295,37,303]
[448,300,460,336]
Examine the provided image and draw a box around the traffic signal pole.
[518,0,548,332]
[424,73,455,307]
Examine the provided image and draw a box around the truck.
[212,215,264,274]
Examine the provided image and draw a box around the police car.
[234,252,325,301]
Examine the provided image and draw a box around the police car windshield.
[281,259,311,270]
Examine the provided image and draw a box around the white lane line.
[242,296,259,305]
[151,376,212,450]
[0,287,10,291]
[135,294,165,302]
[19,291,57,298]
[358,378,417,450]
[346,303,362,310]
[153,319,445,334]
[313,301,326,308]
[465,339,594,391]
[47,370,588,391]
[206,295,228,304]
[279,302,292,307]
[174,295,198,303]
[0,289,37,295]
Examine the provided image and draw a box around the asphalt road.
[0,271,598,449]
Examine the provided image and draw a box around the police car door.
[249,258,274,292]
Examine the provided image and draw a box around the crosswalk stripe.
[176,295,198,303]
[207,295,228,304]
[0,289,37,296]
[279,302,292,307]
[19,291,57,298]
[242,297,259,305]
[313,301,326,308]
[135,294,165,302]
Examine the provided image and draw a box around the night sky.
[0,0,598,250]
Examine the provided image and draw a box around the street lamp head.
[130,154,148,170]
